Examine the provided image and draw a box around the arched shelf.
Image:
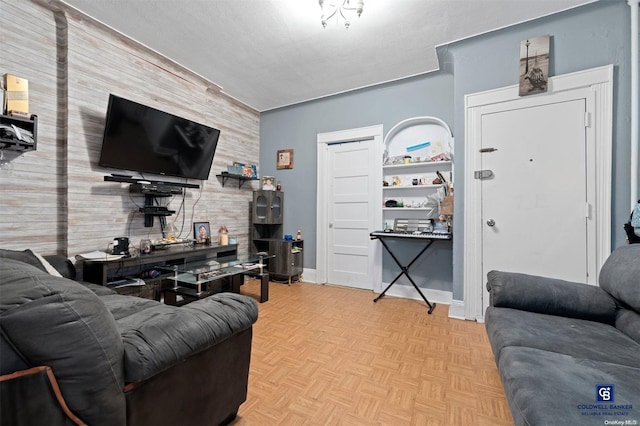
[381,116,454,231]
[383,116,453,162]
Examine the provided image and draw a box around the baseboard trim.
[302,268,317,284]
[302,274,471,321]
[381,285,452,306]
[448,299,466,320]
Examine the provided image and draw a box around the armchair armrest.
[1,366,85,425]
[486,270,619,324]
[120,293,258,383]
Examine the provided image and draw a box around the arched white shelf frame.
[384,116,454,163]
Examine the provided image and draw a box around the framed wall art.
[277,149,294,170]
[519,35,550,96]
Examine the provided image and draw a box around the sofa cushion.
[0,249,50,274]
[485,307,640,368]
[0,258,126,425]
[599,244,640,312]
[101,292,258,383]
[486,270,618,323]
[498,346,640,426]
[615,308,640,344]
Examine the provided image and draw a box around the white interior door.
[464,65,613,322]
[479,94,595,314]
[327,141,376,289]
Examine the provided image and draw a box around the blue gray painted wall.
[260,0,635,301]
[259,71,455,283]
[446,0,632,300]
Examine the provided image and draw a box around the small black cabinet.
[252,190,283,224]
[250,190,303,283]
[270,239,303,284]
[0,114,37,152]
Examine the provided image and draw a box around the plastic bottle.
[296,230,302,240]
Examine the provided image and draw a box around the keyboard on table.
[370,230,452,240]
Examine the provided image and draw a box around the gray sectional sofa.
[0,249,258,425]
[485,244,640,425]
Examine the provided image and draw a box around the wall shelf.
[216,172,258,188]
[0,114,37,152]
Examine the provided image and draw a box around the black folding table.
[370,231,452,314]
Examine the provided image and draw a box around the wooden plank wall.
[0,0,260,257]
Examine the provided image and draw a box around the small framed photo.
[261,176,275,191]
[277,149,294,170]
[194,222,210,244]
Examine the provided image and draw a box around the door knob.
[487,219,496,227]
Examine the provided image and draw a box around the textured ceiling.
[62,0,594,111]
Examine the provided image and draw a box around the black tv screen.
[98,94,221,180]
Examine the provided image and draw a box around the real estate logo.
[577,383,636,423]
[597,384,614,402]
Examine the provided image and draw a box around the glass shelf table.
[157,253,275,305]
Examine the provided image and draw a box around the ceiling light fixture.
[319,0,364,29]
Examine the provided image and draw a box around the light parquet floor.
[232,279,513,426]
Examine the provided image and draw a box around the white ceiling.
[62,0,593,112]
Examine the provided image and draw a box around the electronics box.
[4,74,29,114]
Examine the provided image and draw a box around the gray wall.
[1,1,260,256]
[447,0,633,300]
[260,0,635,301]
[259,71,455,291]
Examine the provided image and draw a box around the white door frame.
[317,124,383,290]
[463,65,613,322]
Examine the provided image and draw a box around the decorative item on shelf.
[164,223,178,241]
[233,162,257,178]
[194,222,211,245]
[4,74,29,115]
[140,239,152,254]
[276,181,282,191]
[261,176,275,190]
[218,226,229,245]
[227,164,243,175]
[296,230,302,240]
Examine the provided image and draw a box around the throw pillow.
[0,249,62,277]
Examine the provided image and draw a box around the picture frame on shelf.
[277,149,293,170]
[261,176,275,190]
[194,222,211,244]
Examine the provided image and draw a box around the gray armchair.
[0,249,258,425]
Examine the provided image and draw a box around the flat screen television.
[98,94,221,181]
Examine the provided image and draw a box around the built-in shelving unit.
[382,117,454,230]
